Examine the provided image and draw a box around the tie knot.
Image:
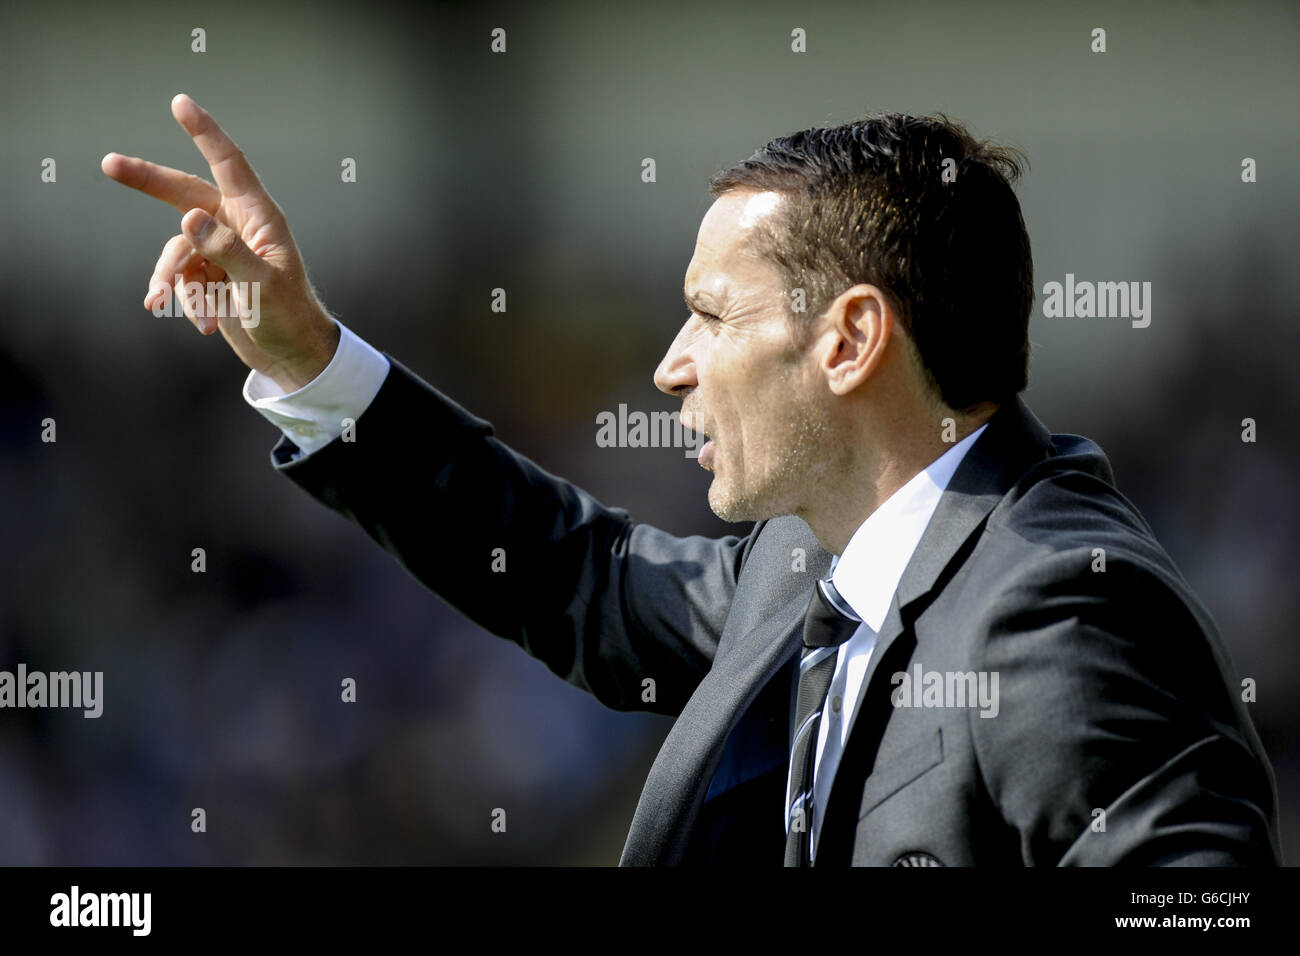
[802,578,860,649]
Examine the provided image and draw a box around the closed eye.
[684,292,724,324]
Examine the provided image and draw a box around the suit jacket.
[268,354,1282,866]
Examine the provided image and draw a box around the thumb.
[181,208,266,279]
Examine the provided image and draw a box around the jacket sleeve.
[968,548,1282,866]
[268,353,752,716]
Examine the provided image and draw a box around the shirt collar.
[828,424,987,631]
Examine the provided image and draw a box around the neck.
[797,401,998,556]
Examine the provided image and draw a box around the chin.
[706,484,740,522]
[706,481,766,524]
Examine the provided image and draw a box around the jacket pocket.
[858,727,944,820]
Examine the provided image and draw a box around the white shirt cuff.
[242,319,391,459]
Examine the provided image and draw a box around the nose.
[653,317,698,397]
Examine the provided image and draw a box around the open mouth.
[698,437,715,468]
[682,415,714,467]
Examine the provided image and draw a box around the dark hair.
[708,113,1033,412]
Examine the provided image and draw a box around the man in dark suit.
[105,97,1281,865]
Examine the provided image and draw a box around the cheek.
[741,362,810,451]
[714,372,771,463]
[702,354,748,426]
[702,332,800,447]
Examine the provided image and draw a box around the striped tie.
[784,577,860,866]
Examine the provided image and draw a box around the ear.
[818,284,894,396]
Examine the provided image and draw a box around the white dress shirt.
[242,324,986,861]
[242,319,391,459]
[801,422,986,861]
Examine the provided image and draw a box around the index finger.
[170,93,267,201]
[100,153,221,214]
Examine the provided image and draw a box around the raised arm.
[270,355,749,714]
[104,96,747,715]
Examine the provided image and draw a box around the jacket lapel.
[816,396,1054,862]
[619,583,810,865]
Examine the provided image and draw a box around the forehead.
[695,189,784,253]
[685,189,785,293]
[691,187,780,274]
